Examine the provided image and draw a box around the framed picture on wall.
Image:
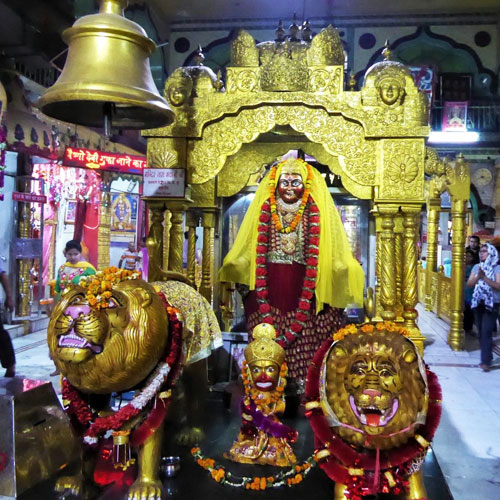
[65,199,77,224]
[442,101,468,132]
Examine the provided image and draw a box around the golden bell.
[36,0,173,130]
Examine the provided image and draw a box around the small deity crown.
[245,323,285,367]
[278,158,306,176]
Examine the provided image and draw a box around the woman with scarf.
[467,243,500,372]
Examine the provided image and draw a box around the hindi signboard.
[12,192,47,203]
[64,148,147,175]
[143,168,185,198]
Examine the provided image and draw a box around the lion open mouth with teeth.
[324,330,428,450]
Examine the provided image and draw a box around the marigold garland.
[79,266,141,309]
[333,321,410,342]
[191,447,317,490]
[269,160,313,234]
[255,199,320,349]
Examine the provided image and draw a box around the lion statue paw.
[127,479,162,500]
[175,425,205,446]
[55,475,99,500]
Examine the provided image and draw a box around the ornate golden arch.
[143,27,443,351]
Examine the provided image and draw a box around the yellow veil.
[219,159,365,311]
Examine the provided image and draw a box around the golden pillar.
[448,199,467,350]
[185,210,200,285]
[146,201,166,282]
[394,214,404,321]
[401,205,426,352]
[199,209,216,302]
[377,205,399,320]
[17,201,32,317]
[373,216,383,321]
[425,199,440,311]
[97,173,112,270]
[165,200,189,274]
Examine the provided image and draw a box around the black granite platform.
[19,384,453,500]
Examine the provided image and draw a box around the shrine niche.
[142,25,470,349]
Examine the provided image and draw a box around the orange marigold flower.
[361,324,374,333]
[260,477,266,490]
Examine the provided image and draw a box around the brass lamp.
[37,0,173,131]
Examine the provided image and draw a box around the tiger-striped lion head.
[48,279,168,394]
[323,328,428,450]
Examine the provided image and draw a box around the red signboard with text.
[64,148,147,175]
[12,192,47,203]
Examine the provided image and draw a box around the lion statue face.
[48,279,168,394]
[323,331,427,450]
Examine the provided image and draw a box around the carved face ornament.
[277,173,304,204]
[378,78,404,106]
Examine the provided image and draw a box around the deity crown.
[245,323,285,367]
[278,158,306,176]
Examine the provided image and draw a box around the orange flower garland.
[79,266,141,309]
[269,160,313,234]
[333,321,410,342]
[191,446,316,490]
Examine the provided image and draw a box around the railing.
[417,262,451,323]
[431,105,500,132]
[14,62,58,88]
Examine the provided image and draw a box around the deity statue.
[219,157,364,385]
[225,323,297,466]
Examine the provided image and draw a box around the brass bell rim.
[37,84,173,129]
[64,16,155,53]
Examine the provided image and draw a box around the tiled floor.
[3,304,499,499]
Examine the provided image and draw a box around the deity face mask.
[378,79,403,106]
[277,173,304,204]
[249,360,280,392]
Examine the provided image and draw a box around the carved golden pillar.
[374,219,383,321]
[185,210,200,285]
[448,198,467,351]
[163,210,171,270]
[146,201,166,282]
[199,209,216,302]
[401,205,426,352]
[165,201,189,274]
[394,214,404,321]
[97,174,112,270]
[425,199,440,311]
[17,202,32,316]
[377,205,399,320]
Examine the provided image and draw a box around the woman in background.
[467,243,500,372]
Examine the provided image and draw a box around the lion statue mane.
[305,322,442,500]
[48,271,221,500]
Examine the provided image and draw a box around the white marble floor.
[4,305,500,500]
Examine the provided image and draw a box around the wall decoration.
[110,192,138,233]
[65,200,77,224]
[442,101,468,132]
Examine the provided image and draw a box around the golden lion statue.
[48,268,222,500]
[305,322,441,500]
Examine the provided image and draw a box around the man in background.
[119,241,141,271]
[466,235,480,265]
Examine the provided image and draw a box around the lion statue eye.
[351,364,366,375]
[379,369,392,377]
[108,297,121,309]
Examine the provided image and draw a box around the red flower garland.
[304,336,442,498]
[62,297,184,446]
[255,198,320,349]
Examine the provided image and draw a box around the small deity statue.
[219,157,364,385]
[225,324,298,466]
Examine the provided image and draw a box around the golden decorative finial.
[275,19,285,42]
[382,40,391,60]
[301,19,312,42]
[348,72,357,91]
[289,13,299,42]
[214,70,224,92]
[193,45,205,66]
